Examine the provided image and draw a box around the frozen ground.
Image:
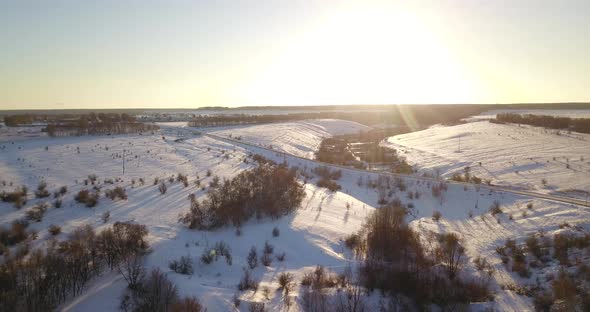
[1,119,589,311]
[383,120,590,200]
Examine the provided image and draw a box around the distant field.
[472,108,590,120]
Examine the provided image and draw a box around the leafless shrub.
[159,182,167,195]
[238,269,259,292]
[48,224,61,236]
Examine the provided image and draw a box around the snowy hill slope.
[207,119,370,159]
[383,120,590,199]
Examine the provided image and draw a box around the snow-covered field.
[1,118,589,311]
[384,120,590,199]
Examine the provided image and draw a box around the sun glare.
[238,4,480,105]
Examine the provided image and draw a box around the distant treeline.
[3,115,35,126]
[492,113,590,134]
[188,105,486,127]
[46,113,159,136]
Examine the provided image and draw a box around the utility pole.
[122,149,126,175]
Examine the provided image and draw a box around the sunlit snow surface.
[0,117,588,311]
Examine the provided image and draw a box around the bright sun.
[237,3,480,105]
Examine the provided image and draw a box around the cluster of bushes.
[313,166,342,192]
[75,189,100,207]
[313,166,342,180]
[120,268,205,312]
[316,138,356,165]
[315,135,414,174]
[0,185,28,208]
[492,113,590,134]
[34,182,50,198]
[201,241,232,265]
[449,167,482,184]
[299,265,367,312]
[238,268,260,292]
[497,232,590,311]
[25,203,48,222]
[0,222,148,311]
[169,256,193,275]
[179,162,305,230]
[0,220,32,249]
[346,200,492,308]
[431,182,448,198]
[53,186,67,198]
[105,187,128,200]
[316,178,342,192]
[176,173,189,187]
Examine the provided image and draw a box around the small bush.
[26,203,48,222]
[533,291,554,312]
[209,176,220,188]
[247,246,258,269]
[201,241,232,265]
[317,178,341,192]
[35,181,50,198]
[312,166,342,180]
[88,174,98,184]
[75,189,99,207]
[344,233,361,251]
[0,220,30,246]
[238,269,259,291]
[552,270,577,302]
[159,182,167,195]
[106,186,127,200]
[54,185,67,198]
[489,200,503,215]
[201,248,215,264]
[512,260,530,278]
[48,224,61,236]
[272,226,280,237]
[169,296,205,312]
[176,173,189,187]
[276,252,286,262]
[53,199,62,208]
[263,241,274,255]
[169,255,193,275]
[249,302,266,312]
[527,202,533,210]
[0,186,28,208]
[432,210,442,222]
[102,211,111,223]
[278,272,294,291]
[525,234,543,259]
[261,253,272,267]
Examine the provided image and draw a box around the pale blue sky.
[1,0,589,109]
